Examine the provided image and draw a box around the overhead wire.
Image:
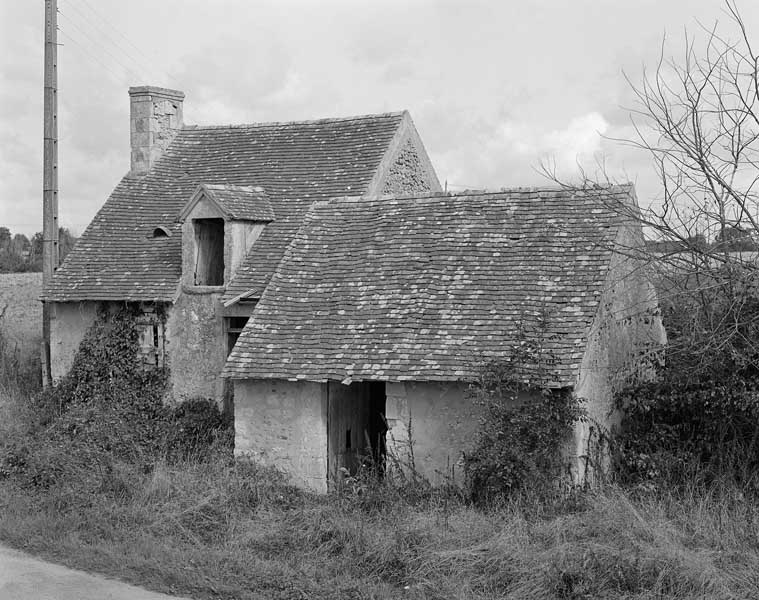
[63,0,175,86]
[73,0,182,87]
[57,1,196,122]
[57,10,144,83]
[57,29,131,85]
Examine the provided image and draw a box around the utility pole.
[42,0,59,387]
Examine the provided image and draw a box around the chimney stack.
[129,86,184,175]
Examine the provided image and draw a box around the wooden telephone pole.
[42,0,59,386]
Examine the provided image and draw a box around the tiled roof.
[43,112,406,301]
[195,184,274,222]
[223,187,635,385]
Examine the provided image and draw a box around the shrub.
[165,398,233,462]
[615,372,759,489]
[0,304,240,492]
[463,357,585,504]
[0,305,171,488]
[614,264,759,490]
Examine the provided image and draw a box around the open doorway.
[327,381,386,481]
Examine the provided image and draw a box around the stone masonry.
[382,140,432,194]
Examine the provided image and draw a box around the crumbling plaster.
[232,378,488,491]
[49,301,100,381]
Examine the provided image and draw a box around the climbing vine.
[463,318,585,503]
[1,303,230,489]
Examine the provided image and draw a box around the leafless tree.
[543,1,759,373]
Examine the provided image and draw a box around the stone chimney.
[129,86,185,175]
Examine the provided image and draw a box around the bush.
[614,264,759,490]
[463,358,585,504]
[0,305,229,490]
[165,398,233,462]
[614,372,759,489]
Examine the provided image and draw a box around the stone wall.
[385,381,483,486]
[381,140,432,195]
[165,290,226,403]
[234,379,328,492]
[49,295,229,406]
[232,378,488,491]
[49,301,100,381]
[574,222,667,479]
[129,86,184,176]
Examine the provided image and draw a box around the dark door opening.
[327,381,387,482]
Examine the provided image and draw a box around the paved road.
[0,545,190,600]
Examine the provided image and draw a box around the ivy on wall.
[1,304,230,489]
[463,318,585,503]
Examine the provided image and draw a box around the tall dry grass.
[0,432,757,600]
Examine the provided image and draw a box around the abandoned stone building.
[41,85,440,407]
[43,85,664,492]
[223,187,665,491]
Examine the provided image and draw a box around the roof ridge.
[325,183,636,204]
[182,111,407,131]
[202,183,265,191]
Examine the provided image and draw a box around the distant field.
[0,273,42,354]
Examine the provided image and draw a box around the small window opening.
[193,218,224,285]
[150,226,171,239]
[225,316,249,355]
[346,428,352,449]
[136,311,165,369]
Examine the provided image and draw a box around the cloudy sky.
[1,0,757,236]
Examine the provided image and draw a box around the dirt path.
[0,544,190,600]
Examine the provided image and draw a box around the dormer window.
[193,218,224,286]
[179,183,274,290]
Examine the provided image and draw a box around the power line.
[61,1,159,82]
[69,0,182,87]
[58,11,144,83]
[59,1,195,123]
[58,29,132,85]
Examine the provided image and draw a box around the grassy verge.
[0,434,757,599]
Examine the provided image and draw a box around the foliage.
[614,266,759,489]
[165,397,233,462]
[536,1,759,495]
[0,227,77,273]
[32,305,170,457]
[463,319,585,504]
[0,304,231,489]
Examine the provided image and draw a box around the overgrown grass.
[0,458,757,599]
[0,383,757,600]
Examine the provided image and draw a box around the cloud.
[5,0,759,237]
[543,112,610,175]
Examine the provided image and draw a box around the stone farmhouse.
[42,86,439,410]
[43,86,665,492]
